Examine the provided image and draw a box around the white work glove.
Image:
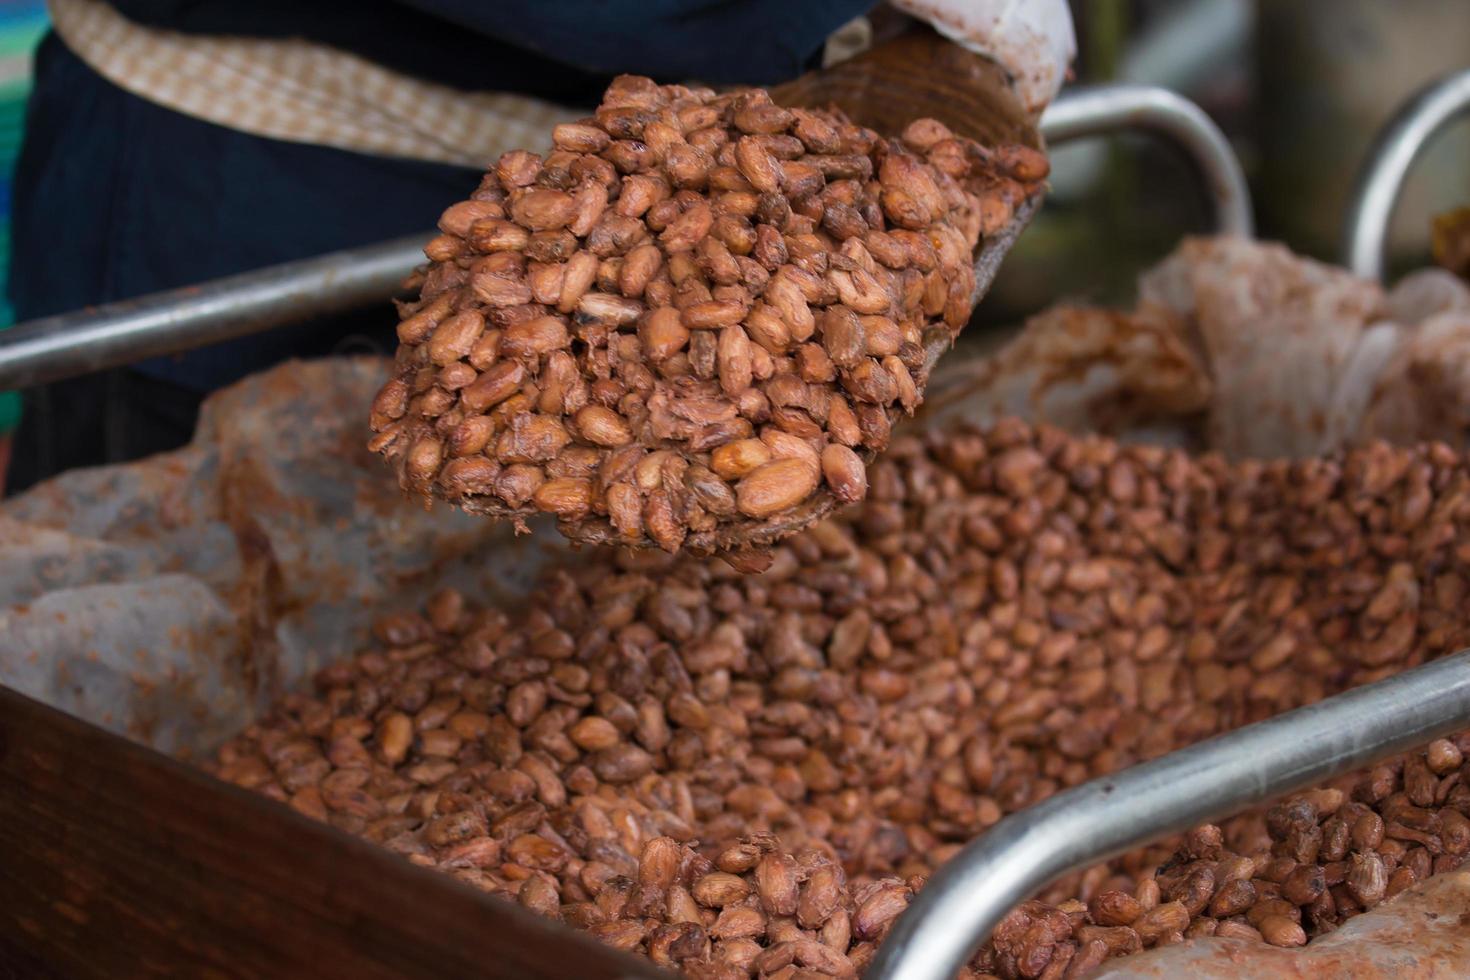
[889,0,1076,113]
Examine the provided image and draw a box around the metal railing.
[0,234,429,390]
[1040,83,1252,238]
[0,84,1250,390]
[867,649,1470,980]
[1342,68,1470,282]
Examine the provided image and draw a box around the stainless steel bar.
[0,86,1245,390]
[1041,84,1253,237]
[0,233,429,390]
[866,648,1470,980]
[1342,68,1470,282]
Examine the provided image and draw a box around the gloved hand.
[889,0,1076,113]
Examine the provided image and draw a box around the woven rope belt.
[48,0,874,169]
[47,0,580,169]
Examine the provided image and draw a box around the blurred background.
[0,0,47,437]
[986,0,1470,319]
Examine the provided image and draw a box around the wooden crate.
[0,685,663,979]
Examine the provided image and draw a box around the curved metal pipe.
[0,234,429,390]
[1041,83,1253,237]
[866,648,1470,980]
[1342,69,1470,282]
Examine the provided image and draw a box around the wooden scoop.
[772,25,1040,154]
[464,27,1046,561]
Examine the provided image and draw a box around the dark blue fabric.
[9,34,484,389]
[390,0,871,85]
[109,0,873,88]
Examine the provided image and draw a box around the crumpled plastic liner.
[926,236,1470,460]
[1091,867,1470,979]
[0,357,566,757]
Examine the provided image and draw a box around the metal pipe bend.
[1342,69,1470,282]
[1041,83,1253,238]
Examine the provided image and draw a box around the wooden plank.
[0,686,663,979]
